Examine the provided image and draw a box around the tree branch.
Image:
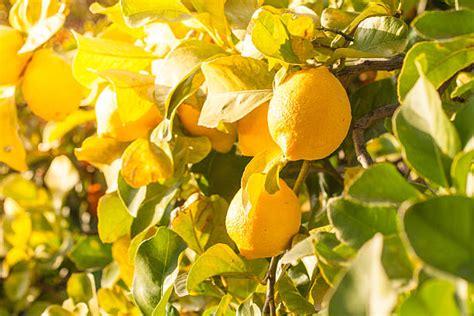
[317,27,354,42]
[352,103,399,168]
[262,160,310,315]
[333,55,404,77]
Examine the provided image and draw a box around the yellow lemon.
[0,26,31,85]
[225,174,301,259]
[96,86,162,142]
[268,67,351,161]
[22,49,83,121]
[237,101,278,156]
[176,103,236,153]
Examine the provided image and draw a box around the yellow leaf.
[112,236,134,288]
[43,109,96,144]
[73,33,155,88]
[121,138,173,188]
[191,0,232,47]
[99,70,156,123]
[0,87,27,172]
[75,136,128,168]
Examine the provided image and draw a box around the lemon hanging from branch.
[268,67,352,161]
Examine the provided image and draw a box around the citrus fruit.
[268,67,351,161]
[237,101,278,156]
[22,48,83,121]
[0,26,31,85]
[177,103,236,153]
[95,86,162,142]
[225,174,301,259]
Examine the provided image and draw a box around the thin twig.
[333,55,404,77]
[352,103,399,168]
[317,27,354,42]
[262,161,311,315]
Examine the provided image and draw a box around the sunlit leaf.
[412,9,474,40]
[121,138,173,188]
[98,192,133,243]
[75,136,127,168]
[120,0,191,27]
[199,55,274,128]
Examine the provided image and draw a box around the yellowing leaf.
[99,70,156,123]
[112,236,135,287]
[73,33,155,88]
[121,138,173,188]
[90,2,145,39]
[43,109,96,144]
[0,87,27,172]
[192,0,232,47]
[120,0,192,28]
[75,136,128,168]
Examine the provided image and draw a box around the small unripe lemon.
[22,49,83,121]
[268,67,351,161]
[177,103,236,153]
[0,26,31,85]
[96,86,162,142]
[237,102,278,156]
[226,174,301,259]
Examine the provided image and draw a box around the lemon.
[0,26,31,85]
[237,101,278,156]
[22,49,83,121]
[177,103,236,153]
[225,174,301,259]
[268,67,351,161]
[96,86,162,142]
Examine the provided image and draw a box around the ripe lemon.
[268,67,351,161]
[96,86,162,142]
[176,103,236,153]
[237,101,278,156]
[0,26,31,85]
[22,49,83,121]
[225,174,301,259]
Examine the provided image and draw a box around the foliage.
[0,0,473,315]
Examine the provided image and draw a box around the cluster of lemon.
[1,25,351,260]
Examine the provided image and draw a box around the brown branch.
[333,55,404,77]
[352,103,399,168]
[262,161,310,315]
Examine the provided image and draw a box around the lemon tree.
[0,0,474,315]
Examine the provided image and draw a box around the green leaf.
[97,192,133,243]
[451,150,474,194]
[398,37,474,101]
[403,195,474,282]
[346,163,421,204]
[454,97,474,150]
[250,7,306,64]
[117,173,146,217]
[328,198,398,249]
[326,234,397,316]
[131,183,179,237]
[69,236,113,270]
[278,274,315,314]
[186,244,265,294]
[132,226,186,315]
[199,55,274,128]
[171,194,234,254]
[73,33,155,88]
[350,78,397,121]
[321,8,357,30]
[66,273,96,304]
[394,74,461,187]
[120,0,191,27]
[412,9,474,40]
[236,299,261,316]
[399,279,461,316]
[3,262,31,302]
[339,16,408,58]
